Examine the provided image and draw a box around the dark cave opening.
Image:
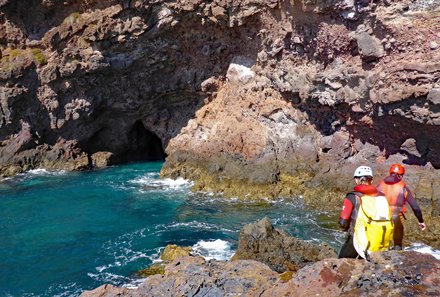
[121,120,167,162]
[129,120,166,161]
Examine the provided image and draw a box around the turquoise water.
[0,162,344,296]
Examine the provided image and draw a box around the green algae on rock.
[137,244,193,278]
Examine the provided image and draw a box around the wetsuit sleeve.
[405,187,424,223]
[376,182,382,192]
[338,194,356,230]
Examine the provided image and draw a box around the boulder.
[160,244,192,262]
[232,218,337,272]
[356,32,385,61]
[137,244,193,277]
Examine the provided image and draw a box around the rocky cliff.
[1,1,439,246]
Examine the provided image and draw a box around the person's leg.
[338,234,359,258]
[393,214,404,250]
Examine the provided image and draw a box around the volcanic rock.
[232,218,337,272]
[1,0,440,247]
[80,251,440,297]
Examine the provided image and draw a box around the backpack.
[353,193,394,260]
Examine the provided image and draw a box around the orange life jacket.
[379,180,407,214]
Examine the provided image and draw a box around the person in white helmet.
[338,166,383,258]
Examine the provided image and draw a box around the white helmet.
[353,166,373,178]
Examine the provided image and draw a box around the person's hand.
[418,222,426,231]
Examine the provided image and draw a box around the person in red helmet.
[338,166,382,258]
[377,164,426,250]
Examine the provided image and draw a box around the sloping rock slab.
[81,256,278,297]
[81,251,440,297]
[232,217,337,272]
[263,251,440,296]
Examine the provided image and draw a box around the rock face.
[1,1,440,246]
[80,251,440,297]
[232,217,337,272]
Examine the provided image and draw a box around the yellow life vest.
[353,194,394,260]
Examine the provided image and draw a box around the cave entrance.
[123,120,166,162]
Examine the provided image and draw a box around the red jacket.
[338,184,380,233]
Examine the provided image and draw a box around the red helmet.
[390,164,405,175]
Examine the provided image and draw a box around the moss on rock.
[137,263,165,277]
[136,244,193,278]
[160,244,192,262]
[163,160,344,211]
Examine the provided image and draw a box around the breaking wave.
[405,242,440,260]
[192,239,234,261]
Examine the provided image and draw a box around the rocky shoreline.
[80,218,440,297]
[1,0,439,248]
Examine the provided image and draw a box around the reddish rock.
[80,251,440,297]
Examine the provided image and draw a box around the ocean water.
[0,162,436,296]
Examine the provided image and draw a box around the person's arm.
[376,182,382,192]
[338,194,356,231]
[405,187,426,230]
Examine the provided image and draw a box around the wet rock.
[91,151,113,168]
[137,244,193,277]
[137,263,165,277]
[232,218,337,272]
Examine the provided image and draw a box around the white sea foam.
[25,168,67,176]
[87,271,132,285]
[121,278,147,289]
[192,239,234,261]
[94,228,157,277]
[405,243,440,260]
[153,221,234,234]
[36,282,83,297]
[130,175,192,190]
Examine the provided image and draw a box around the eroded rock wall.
[159,1,440,246]
[1,1,440,244]
[0,0,264,174]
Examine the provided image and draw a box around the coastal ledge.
[80,219,440,297]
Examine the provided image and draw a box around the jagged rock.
[91,151,113,168]
[400,138,428,158]
[232,218,337,272]
[263,251,440,296]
